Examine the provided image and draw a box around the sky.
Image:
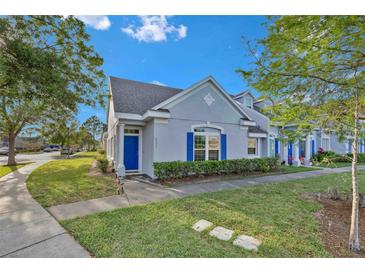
[78,15,268,124]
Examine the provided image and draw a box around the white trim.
[233,91,255,100]
[248,132,267,138]
[191,122,224,133]
[151,76,253,121]
[154,118,169,124]
[247,137,260,158]
[240,120,257,127]
[142,110,171,120]
[115,112,143,120]
[193,131,221,161]
[116,110,170,122]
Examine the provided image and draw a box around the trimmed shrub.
[97,157,109,173]
[97,149,105,155]
[153,157,279,181]
[312,152,365,164]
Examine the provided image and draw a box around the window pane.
[245,98,252,108]
[194,135,206,149]
[194,128,205,132]
[208,150,219,160]
[194,150,205,161]
[248,147,256,155]
[248,138,257,155]
[124,129,139,134]
[208,136,219,150]
[248,138,257,148]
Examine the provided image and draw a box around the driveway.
[0,157,89,257]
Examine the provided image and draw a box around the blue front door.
[288,142,293,164]
[124,135,139,171]
[274,139,279,158]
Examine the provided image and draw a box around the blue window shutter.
[311,140,315,156]
[274,139,279,157]
[221,134,227,160]
[187,132,194,162]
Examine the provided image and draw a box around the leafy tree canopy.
[239,16,365,141]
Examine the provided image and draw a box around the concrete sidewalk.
[49,165,365,221]
[0,161,89,258]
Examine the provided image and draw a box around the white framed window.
[248,138,257,155]
[244,97,253,109]
[193,128,220,161]
[321,137,330,151]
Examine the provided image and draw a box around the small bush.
[153,157,279,181]
[97,157,109,173]
[97,149,105,155]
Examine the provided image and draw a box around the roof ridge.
[109,75,182,91]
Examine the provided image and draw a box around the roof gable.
[152,76,252,120]
[109,76,182,115]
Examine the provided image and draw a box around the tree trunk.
[349,109,361,253]
[7,130,16,166]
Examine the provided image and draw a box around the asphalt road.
[0,151,60,165]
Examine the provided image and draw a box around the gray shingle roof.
[110,76,182,115]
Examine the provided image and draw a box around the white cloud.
[121,16,187,42]
[76,16,111,30]
[150,80,167,86]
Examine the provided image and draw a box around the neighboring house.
[106,75,365,178]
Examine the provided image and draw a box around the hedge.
[312,151,365,163]
[153,157,279,180]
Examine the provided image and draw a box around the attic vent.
[204,93,215,106]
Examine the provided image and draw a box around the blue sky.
[78,16,267,124]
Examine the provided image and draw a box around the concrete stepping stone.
[233,235,261,251]
[192,219,213,232]
[209,226,234,241]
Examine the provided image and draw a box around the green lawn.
[278,165,320,173]
[315,162,365,168]
[27,153,117,207]
[62,170,365,258]
[0,163,30,178]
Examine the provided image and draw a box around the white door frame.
[124,126,143,173]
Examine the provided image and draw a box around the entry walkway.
[48,165,365,221]
[0,161,89,258]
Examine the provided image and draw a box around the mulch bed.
[304,193,365,257]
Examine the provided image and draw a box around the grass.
[278,165,320,173]
[315,162,365,168]
[27,152,117,207]
[62,170,365,258]
[0,163,30,178]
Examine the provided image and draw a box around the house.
[106,75,365,178]
[106,76,272,178]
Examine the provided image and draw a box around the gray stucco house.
[106,75,365,178]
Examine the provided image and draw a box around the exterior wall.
[142,120,155,176]
[153,119,249,163]
[330,133,347,154]
[106,98,118,161]
[151,84,264,176]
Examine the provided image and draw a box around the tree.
[0,16,106,165]
[239,16,365,252]
[77,125,94,150]
[41,113,79,157]
[82,115,104,150]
